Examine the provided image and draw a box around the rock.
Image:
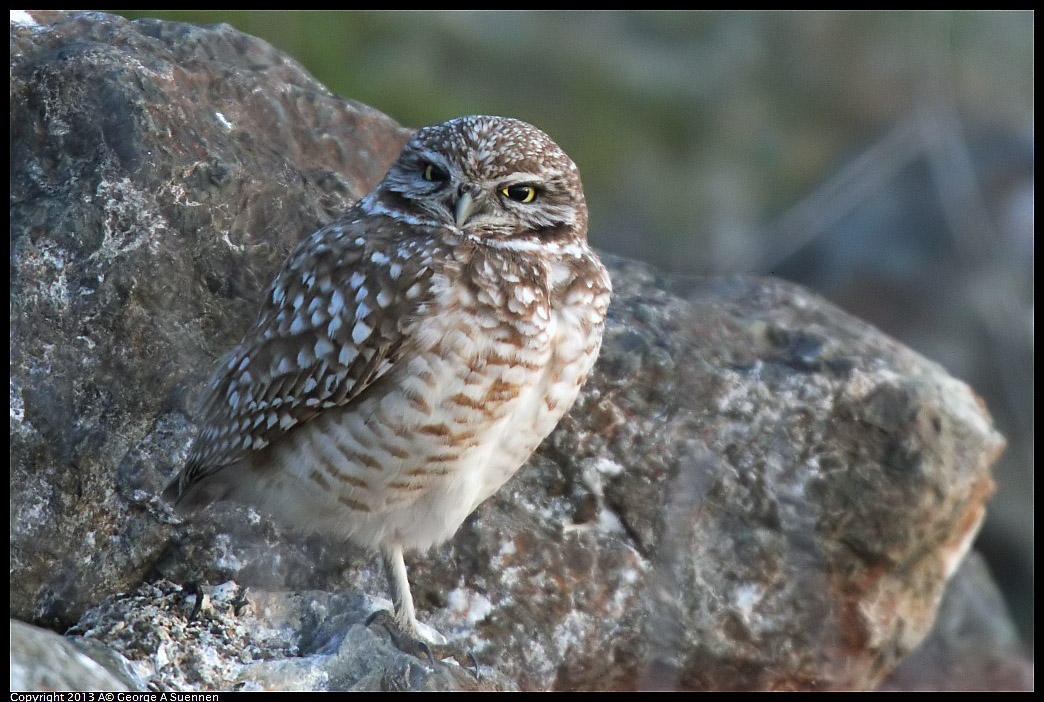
[10,619,131,691]
[880,551,1033,691]
[10,10,1007,691]
[59,580,509,691]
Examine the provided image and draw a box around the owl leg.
[368,545,479,674]
[381,543,419,638]
[365,544,432,659]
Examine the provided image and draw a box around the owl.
[164,115,612,648]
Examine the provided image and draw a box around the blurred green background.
[111,10,1034,646]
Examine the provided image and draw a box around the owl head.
[369,116,588,248]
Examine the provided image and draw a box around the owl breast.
[232,244,608,553]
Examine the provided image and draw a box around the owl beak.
[454,191,476,228]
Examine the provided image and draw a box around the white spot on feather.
[339,345,358,365]
[515,286,537,304]
[352,321,372,344]
[329,289,345,316]
[315,337,335,357]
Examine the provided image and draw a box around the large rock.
[10,9,409,630]
[10,619,131,692]
[11,11,1007,691]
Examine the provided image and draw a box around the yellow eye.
[501,184,537,203]
[422,163,446,183]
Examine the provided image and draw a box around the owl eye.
[501,184,538,203]
[421,162,447,183]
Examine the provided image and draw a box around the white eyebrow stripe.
[495,172,559,188]
[413,149,452,170]
[483,238,588,255]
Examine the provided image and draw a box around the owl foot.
[428,642,481,678]
[183,581,205,620]
[365,609,480,677]
[365,608,435,660]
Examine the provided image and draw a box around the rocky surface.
[11,11,1012,691]
[58,580,509,691]
[10,619,131,692]
[880,551,1033,691]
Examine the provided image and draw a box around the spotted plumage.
[164,115,611,640]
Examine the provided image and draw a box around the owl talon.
[183,581,204,621]
[365,608,434,662]
[364,608,479,677]
[426,641,483,678]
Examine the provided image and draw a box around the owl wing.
[166,214,435,503]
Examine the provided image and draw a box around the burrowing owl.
[163,115,611,644]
